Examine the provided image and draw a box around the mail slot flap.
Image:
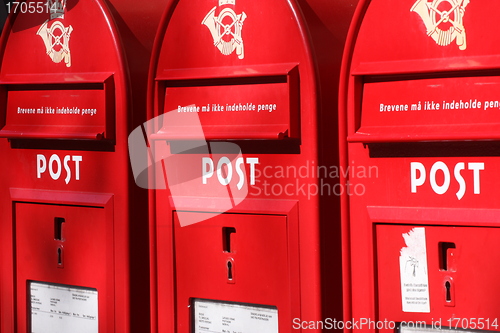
[151,125,289,141]
[156,63,298,81]
[0,73,115,140]
[351,57,500,77]
[0,72,113,85]
[349,75,500,143]
[154,64,299,140]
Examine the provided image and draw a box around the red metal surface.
[0,73,113,140]
[340,0,500,331]
[174,211,298,332]
[148,0,358,332]
[0,1,166,332]
[157,64,298,140]
[14,195,114,333]
[354,76,500,142]
[377,224,500,331]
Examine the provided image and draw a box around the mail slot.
[340,0,500,331]
[0,1,166,332]
[134,0,357,332]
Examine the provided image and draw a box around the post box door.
[174,212,297,333]
[15,202,113,333]
[376,224,500,331]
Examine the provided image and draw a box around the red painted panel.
[173,212,295,333]
[3,87,106,139]
[376,224,500,331]
[350,0,500,73]
[162,77,294,139]
[355,76,500,142]
[15,203,114,333]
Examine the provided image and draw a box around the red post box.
[340,0,500,331]
[0,1,166,332]
[138,0,357,332]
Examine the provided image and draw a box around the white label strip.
[30,282,98,333]
[399,227,431,313]
[193,299,278,333]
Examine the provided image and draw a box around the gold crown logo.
[49,0,66,20]
[219,0,235,6]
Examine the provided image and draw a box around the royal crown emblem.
[48,0,66,19]
[202,0,247,59]
[37,0,73,67]
[411,0,470,50]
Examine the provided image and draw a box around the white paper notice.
[399,227,430,313]
[30,282,98,333]
[193,299,278,333]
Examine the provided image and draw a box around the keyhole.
[445,281,451,302]
[57,247,63,267]
[227,260,233,280]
